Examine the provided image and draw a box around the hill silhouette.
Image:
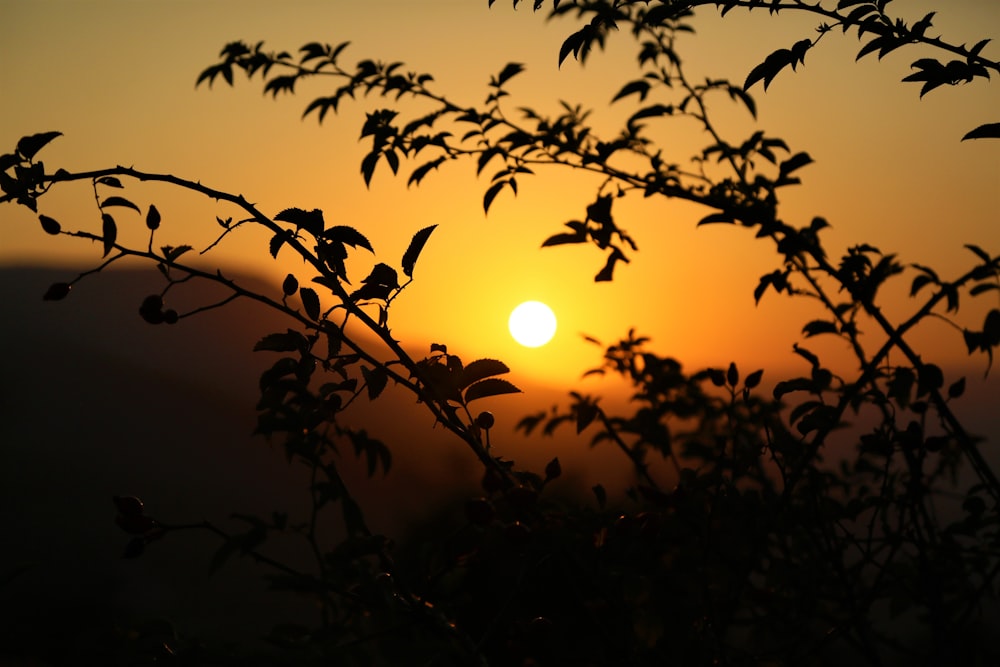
[0,264,633,655]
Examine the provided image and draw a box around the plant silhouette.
[2,1,999,665]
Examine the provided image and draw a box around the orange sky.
[1,0,998,394]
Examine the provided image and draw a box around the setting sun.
[509,301,557,348]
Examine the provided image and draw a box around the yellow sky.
[1,0,998,392]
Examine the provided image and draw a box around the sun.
[508,301,557,348]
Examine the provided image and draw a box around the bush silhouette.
[2,2,999,665]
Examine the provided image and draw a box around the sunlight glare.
[509,301,557,348]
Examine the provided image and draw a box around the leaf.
[464,378,521,403]
[575,400,598,433]
[16,131,62,160]
[612,79,651,103]
[99,196,141,213]
[275,207,324,236]
[916,363,944,397]
[407,156,447,187]
[727,362,739,387]
[328,226,374,252]
[495,62,525,87]
[961,123,1000,141]
[361,365,389,400]
[744,369,764,390]
[964,244,991,262]
[351,263,399,301]
[269,231,289,259]
[948,377,966,399]
[282,273,298,296]
[254,330,308,353]
[542,232,586,247]
[102,213,117,257]
[483,180,507,214]
[161,245,193,263]
[802,320,838,337]
[299,287,321,320]
[96,176,123,188]
[43,282,71,301]
[361,152,379,186]
[744,48,794,91]
[460,359,510,390]
[910,274,935,296]
[401,224,437,277]
[146,204,161,231]
[773,377,814,399]
[697,212,736,226]
[779,152,814,177]
[595,248,628,282]
[0,153,20,172]
[38,214,61,235]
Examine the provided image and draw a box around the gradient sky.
[2,0,998,394]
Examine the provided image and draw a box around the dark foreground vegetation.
[2,2,999,664]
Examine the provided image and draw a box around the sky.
[1,0,998,394]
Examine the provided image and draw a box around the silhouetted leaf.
[0,153,19,172]
[254,330,308,353]
[779,152,813,177]
[916,363,944,397]
[361,152,379,186]
[495,62,524,87]
[773,378,814,399]
[697,212,736,226]
[464,378,521,403]
[964,244,992,263]
[727,362,739,387]
[948,377,966,399]
[744,369,764,390]
[16,131,62,160]
[803,320,838,337]
[986,310,1000,346]
[612,79,651,103]
[407,156,447,187]
[328,226,373,252]
[282,273,298,296]
[575,401,598,433]
[299,287,321,320]
[744,48,794,91]
[595,248,627,282]
[361,365,389,400]
[43,282,71,301]
[275,207,324,236]
[96,176,123,188]
[38,214,60,235]
[102,213,117,257]
[402,224,436,277]
[483,180,507,214]
[146,205,160,231]
[542,232,586,247]
[100,196,141,213]
[460,359,510,390]
[910,274,935,296]
[161,245,193,263]
[269,231,289,259]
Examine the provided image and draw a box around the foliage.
[3,1,999,665]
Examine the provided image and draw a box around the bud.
[475,411,495,430]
